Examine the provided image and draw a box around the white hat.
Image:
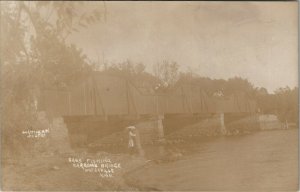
[127,126,136,130]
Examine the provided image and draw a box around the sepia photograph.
[0,1,298,191]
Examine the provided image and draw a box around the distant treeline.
[97,60,298,124]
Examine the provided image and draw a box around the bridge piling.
[219,112,227,135]
[157,115,165,141]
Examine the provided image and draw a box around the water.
[132,129,298,191]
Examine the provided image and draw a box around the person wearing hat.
[127,126,137,155]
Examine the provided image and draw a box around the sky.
[68,1,298,93]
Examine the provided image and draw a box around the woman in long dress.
[127,126,137,155]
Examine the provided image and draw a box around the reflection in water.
[133,129,298,191]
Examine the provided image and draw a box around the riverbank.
[1,150,147,191]
[2,127,297,191]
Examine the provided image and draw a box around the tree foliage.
[257,87,298,123]
[1,1,102,156]
[153,60,180,87]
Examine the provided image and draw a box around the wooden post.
[126,80,139,119]
[220,112,227,135]
[68,92,71,115]
[188,93,193,114]
[135,128,145,157]
[157,115,165,140]
[83,83,87,115]
[156,95,159,115]
[93,78,107,121]
[181,86,186,113]
[126,80,130,115]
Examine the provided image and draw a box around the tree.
[105,60,146,76]
[1,1,102,156]
[256,86,298,123]
[102,60,159,89]
[224,77,255,96]
[273,86,298,123]
[153,60,180,87]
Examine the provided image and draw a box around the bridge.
[39,73,257,119]
[38,72,258,147]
